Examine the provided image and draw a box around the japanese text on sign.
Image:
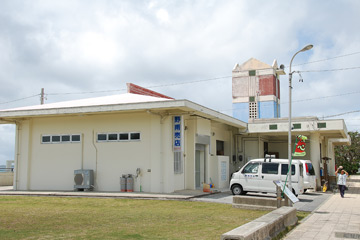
[173,116,182,152]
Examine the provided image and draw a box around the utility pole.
[40,88,45,105]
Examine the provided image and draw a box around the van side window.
[281,164,295,175]
[306,163,316,175]
[242,163,259,174]
[262,163,279,174]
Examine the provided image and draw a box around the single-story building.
[0,84,247,193]
[0,60,351,193]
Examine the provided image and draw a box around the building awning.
[247,116,350,145]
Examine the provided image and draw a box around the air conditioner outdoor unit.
[74,169,94,191]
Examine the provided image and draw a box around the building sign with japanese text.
[173,116,182,152]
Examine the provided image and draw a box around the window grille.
[174,152,183,174]
[249,102,258,119]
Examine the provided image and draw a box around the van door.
[240,162,261,192]
[297,163,304,194]
[260,162,280,193]
[280,163,303,195]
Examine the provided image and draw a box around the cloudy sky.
[0,0,360,165]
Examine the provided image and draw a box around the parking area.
[192,190,332,212]
[0,185,332,212]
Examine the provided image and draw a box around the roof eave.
[0,99,247,129]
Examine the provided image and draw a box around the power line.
[0,94,40,105]
[46,65,360,97]
[47,76,232,96]
[301,66,360,73]
[323,110,360,118]
[47,88,127,96]
[2,51,360,105]
[292,51,360,67]
[219,90,360,113]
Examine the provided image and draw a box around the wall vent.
[269,124,278,130]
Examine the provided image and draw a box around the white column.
[327,140,336,176]
[310,132,321,190]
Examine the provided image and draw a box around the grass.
[0,196,268,240]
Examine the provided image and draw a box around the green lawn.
[0,196,268,240]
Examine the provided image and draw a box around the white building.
[0,84,247,193]
[0,59,351,193]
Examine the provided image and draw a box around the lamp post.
[288,44,313,194]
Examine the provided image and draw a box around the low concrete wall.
[221,206,297,240]
[232,195,289,210]
[0,172,14,186]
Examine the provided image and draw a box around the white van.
[299,160,316,192]
[230,158,304,196]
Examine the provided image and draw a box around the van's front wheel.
[231,184,244,195]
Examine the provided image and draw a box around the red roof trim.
[126,83,174,99]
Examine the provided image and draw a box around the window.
[242,162,259,174]
[61,135,71,142]
[71,135,81,142]
[130,132,140,140]
[97,132,141,142]
[41,134,81,144]
[216,140,224,156]
[318,122,326,128]
[269,124,278,130]
[262,163,279,174]
[97,134,107,141]
[281,164,296,175]
[108,133,118,141]
[52,135,61,143]
[42,135,51,143]
[119,133,129,141]
[305,163,315,176]
[249,70,256,76]
[174,152,183,174]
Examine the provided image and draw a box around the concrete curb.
[0,189,221,201]
[221,206,297,240]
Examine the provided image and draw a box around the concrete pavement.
[285,175,360,240]
[0,185,331,212]
[0,186,210,200]
[193,190,331,212]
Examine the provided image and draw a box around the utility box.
[74,169,94,191]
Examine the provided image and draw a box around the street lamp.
[288,44,313,195]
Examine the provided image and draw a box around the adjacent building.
[232,58,284,122]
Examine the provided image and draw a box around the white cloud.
[156,9,170,24]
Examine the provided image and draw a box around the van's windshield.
[242,162,259,174]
